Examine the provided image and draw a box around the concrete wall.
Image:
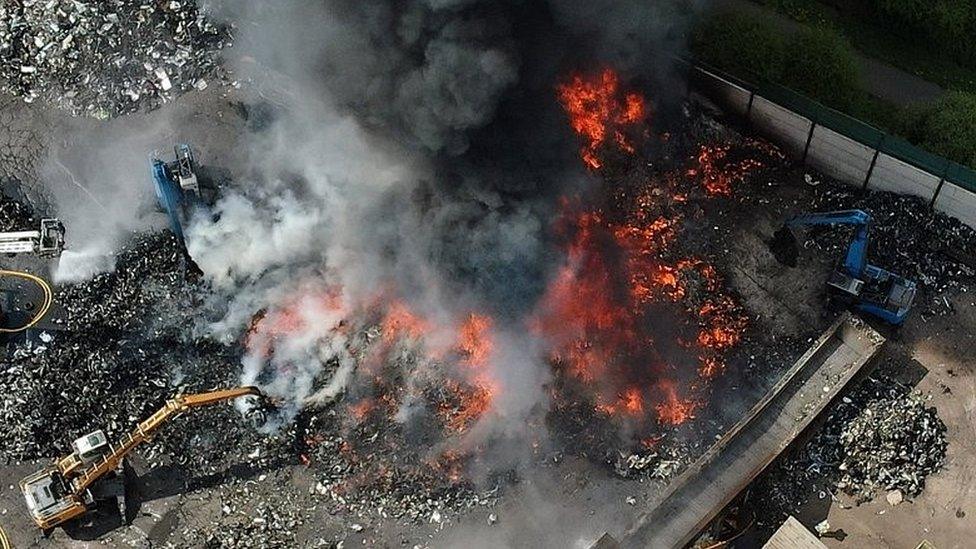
[750,97,811,155]
[693,67,976,230]
[700,69,751,116]
[807,126,876,186]
[867,153,942,201]
[935,182,976,228]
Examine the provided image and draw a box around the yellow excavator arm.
[72,386,262,493]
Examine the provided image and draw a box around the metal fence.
[686,61,976,228]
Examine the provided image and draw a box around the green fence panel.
[947,163,976,194]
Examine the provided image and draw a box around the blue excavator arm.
[785,209,871,278]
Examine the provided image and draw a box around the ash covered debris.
[54,232,198,331]
[0,191,33,231]
[0,0,229,118]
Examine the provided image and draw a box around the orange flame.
[688,144,764,196]
[557,69,647,169]
[381,300,429,343]
[655,381,698,425]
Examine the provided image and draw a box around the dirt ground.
[0,85,972,548]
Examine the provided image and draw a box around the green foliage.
[693,12,860,110]
[692,12,786,82]
[899,92,976,168]
[858,0,976,69]
[759,0,829,25]
[781,27,861,109]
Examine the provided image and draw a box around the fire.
[655,380,698,425]
[246,65,768,488]
[597,387,645,417]
[245,286,344,358]
[381,300,429,343]
[348,398,376,422]
[543,80,758,433]
[458,314,493,370]
[438,380,494,434]
[688,144,764,196]
[557,69,647,169]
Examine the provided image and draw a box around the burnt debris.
[0,1,229,117]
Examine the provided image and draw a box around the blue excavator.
[151,144,211,275]
[770,209,917,325]
[151,143,201,247]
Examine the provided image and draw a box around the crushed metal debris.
[0,1,229,117]
[752,373,947,514]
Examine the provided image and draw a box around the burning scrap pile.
[808,181,976,299]
[754,373,947,513]
[0,0,228,117]
[541,70,789,477]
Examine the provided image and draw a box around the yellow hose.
[0,269,53,333]
[0,523,9,549]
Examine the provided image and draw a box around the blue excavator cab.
[151,144,201,245]
[771,209,917,325]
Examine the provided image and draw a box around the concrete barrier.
[751,97,811,155]
[935,183,976,228]
[808,126,876,185]
[868,153,942,201]
[698,68,751,116]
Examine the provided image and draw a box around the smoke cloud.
[181,0,708,438]
[32,0,707,467]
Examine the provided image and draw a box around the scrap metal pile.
[807,179,976,302]
[0,233,253,469]
[0,0,229,117]
[754,372,947,513]
[0,193,32,231]
[836,387,947,500]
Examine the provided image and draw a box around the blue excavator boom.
[151,144,201,246]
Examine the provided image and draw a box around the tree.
[781,26,861,110]
[692,12,787,82]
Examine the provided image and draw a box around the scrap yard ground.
[0,41,974,549]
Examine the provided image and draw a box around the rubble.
[0,192,32,231]
[751,372,947,513]
[0,233,254,468]
[835,389,946,501]
[0,1,230,117]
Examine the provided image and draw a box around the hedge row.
[838,0,976,70]
[691,12,860,111]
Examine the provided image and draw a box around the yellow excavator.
[20,386,262,531]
